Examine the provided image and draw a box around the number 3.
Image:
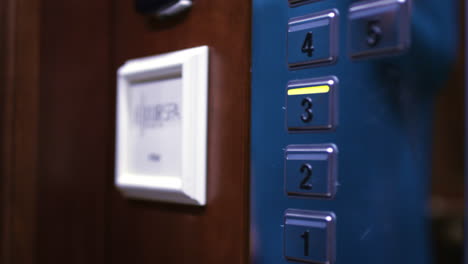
[301,97,313,123]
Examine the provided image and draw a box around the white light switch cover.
[115,46,209,206]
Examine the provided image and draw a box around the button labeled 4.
[288,9,339,69]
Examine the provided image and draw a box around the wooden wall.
[1,0,41,262]
[37,0,112,263]
[110,0,251,263]
[1,0,251,263]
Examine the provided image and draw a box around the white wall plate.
[115,46,209,206]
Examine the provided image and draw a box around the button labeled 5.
[348,0,411,59]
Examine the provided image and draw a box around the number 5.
[367,20,382,47]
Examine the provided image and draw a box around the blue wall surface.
[250,0,458,263]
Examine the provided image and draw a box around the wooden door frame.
[1,0,41,263]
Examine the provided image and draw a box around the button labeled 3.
[285,144,338,198]
[286,76,338,131]
[284,209,336,264]
[288,9,339,69]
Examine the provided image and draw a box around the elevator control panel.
[251,0,457,263]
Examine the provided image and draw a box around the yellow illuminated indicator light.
[288,85,330,96]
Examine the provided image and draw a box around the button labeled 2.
[288,9,339,69]
[348,0,410,59]
[286,76,338,131]
[285,144,338,198]
[284,209,336,264]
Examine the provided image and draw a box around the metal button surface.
[284,144,338,198]
[284,209,336,264]
[286,76,338,131]
[288,0,323,8]
[348,0,411,59]
[288,9,339,69]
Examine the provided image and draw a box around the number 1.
[301,230,310,256]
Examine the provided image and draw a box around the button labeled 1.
[286,76,338,131]
[288,0,323,8]
[288,9,339,69]
[348,0,410,59]
[285,144,338,198]
[284,209,336,264]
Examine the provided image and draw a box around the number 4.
[302,32,315,57]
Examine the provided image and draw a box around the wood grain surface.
[36,0,112,263]
[1,0,41,263]
[1,0,251,263]
[109,0,251,263]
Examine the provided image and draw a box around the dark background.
[0,0,464,263]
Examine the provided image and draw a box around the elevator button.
[288,9,339,69]
[286,76,338,131]
[348,0,410,59]
[285,144,338,198]
[289,0,323,8]
[284,209,336,264]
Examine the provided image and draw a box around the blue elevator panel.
[251,0,458,264]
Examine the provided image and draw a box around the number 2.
[300,163,313,190]
[302,32,315,57]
